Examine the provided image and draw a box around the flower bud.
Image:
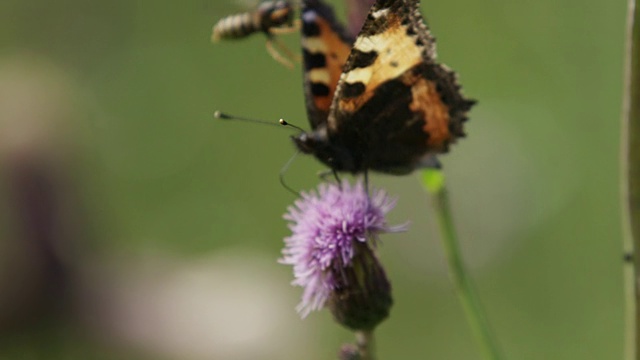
[328,242,392,331]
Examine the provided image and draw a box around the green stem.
[421,169,503,360]
[355,330,375,360]
[621,0,640,358]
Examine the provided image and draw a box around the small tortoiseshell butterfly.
[294,0,475,175]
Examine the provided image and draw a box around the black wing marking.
[301,0,354,129]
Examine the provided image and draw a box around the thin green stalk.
[621,0,640,358]
[355,330,375,360]
[421,169,503,360]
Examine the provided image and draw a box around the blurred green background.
[0,0,628,359]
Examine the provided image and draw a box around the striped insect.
[211,1,300,68]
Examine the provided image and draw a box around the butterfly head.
[292,128,356,173]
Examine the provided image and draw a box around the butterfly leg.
[317,169,342,186]
[333,169,343,189]
[364,170,370,197]
[265,37,295,69]
[279,151,301,196]
[317,169,334,181]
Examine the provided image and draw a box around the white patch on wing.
[371,8,390,19]
[328,18,426,129]
[352,35,377,53]
[301,37,327,53]
[308,68,330,84]
[344,22,423,85]
[343,67,372,85]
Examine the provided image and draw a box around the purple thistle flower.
[280,179,406,322]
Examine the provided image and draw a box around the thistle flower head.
[280,179,405,325]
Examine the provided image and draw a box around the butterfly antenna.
[278,119,305,132]
[278,118,305,132]
[214,110,283,127]
[214,111,306,134]
[280,151,301,196]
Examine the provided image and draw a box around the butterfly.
[211,1,300,68]
[294,0,475,175]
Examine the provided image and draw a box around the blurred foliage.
[0,0,628,359]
